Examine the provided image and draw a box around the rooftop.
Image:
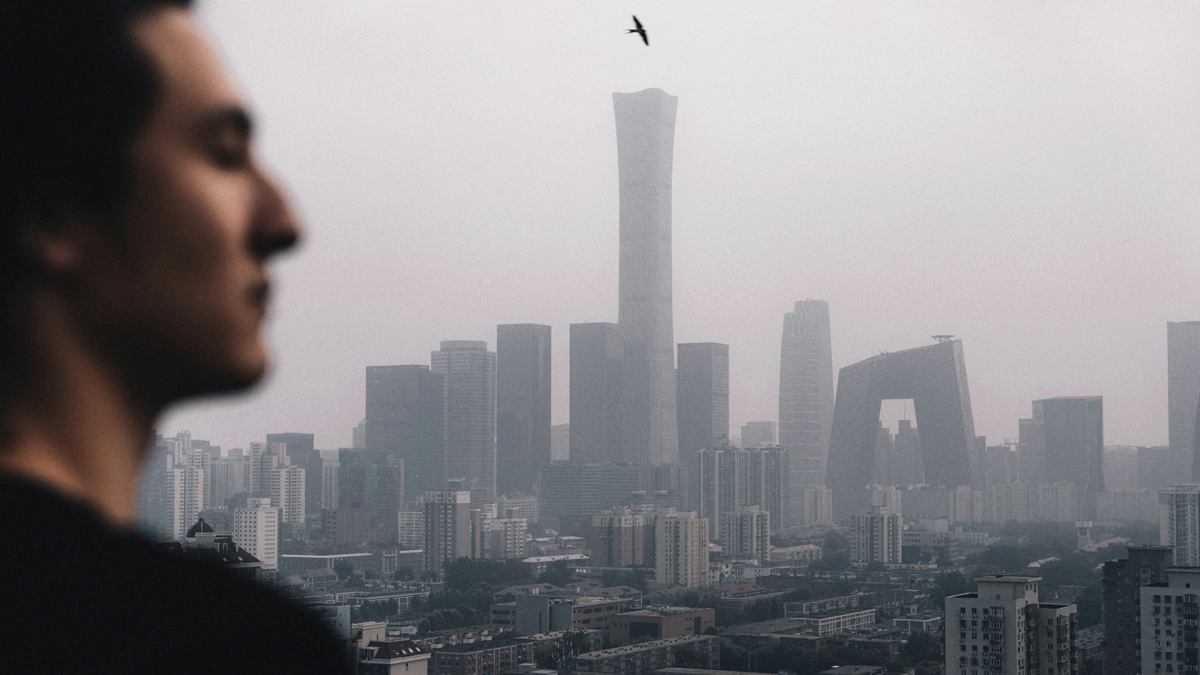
[574,635,714,660]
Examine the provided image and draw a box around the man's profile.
[0,1,351,671]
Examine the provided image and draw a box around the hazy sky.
[164,1,1200,452]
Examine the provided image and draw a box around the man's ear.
[20,218,99,276]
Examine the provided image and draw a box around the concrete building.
[741,421,776,448]
[432,340,497,501]
[358,640,429,675]
[471,508,528,560]
[1040,397,1104,519]
[720,506,770,562]
[1102,545,1173,675]
[321,458,339,510]
[609,607,714,645]
[991,481,1037,523]
[1160,484,1200,567]
[828,339,978,520]
[793,608,877,637]
[676,343,730,477]
[432,639,538,675]
[946,575,1079,675]
[656,511,709,588]
[338,449,405,538]
[949,485,984,524]
[364,364,444,497]
[508,594,629,638]
[1096,489,1157,523]
[802,486,834,527]
[1040,481,1078,523]
[697,446,789,538]
[264,462,305,525]
[1168,322,1200,480]
[497,493,539,523]
[1139,568,1200,675]
[424,489,471,577]
[537,462,685,533]
[583,507,656,568]
[551,423,570,461]
[497,324,552,497]
[233,497,279,571]
[614,87,680,467]
[571,635,719,675]
[778,300,835,508]
[1019,407,1048,486]
[397,511,424,548]
[264,432,319,518]
[570,323,625,464]
[871,486,902,516]
[850,506,901,564]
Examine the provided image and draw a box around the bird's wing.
[632,15,643,29]
[641,31,649,46]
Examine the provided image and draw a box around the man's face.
[81,8,299,400]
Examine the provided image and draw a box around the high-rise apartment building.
[721,506,770,562]
[991,481,1036,523]
[614,88,680,467]
[234,497,279,571]
[1139,568,1200,675]
[582,506,656,568]
[949,485,984,524]
[850,506,901,564]
[264,462,305,524]
[1095,489,1157,523]
[569,323,625,463]
[1040,481,1079,522]
[697,447,789,537]
[424,489,471,577]
[870,486,902,516]
[741,421,776,448]
[655,510,709,588]
[365,364,445,497]
[496,324,552,497]
[676,343,730,474]
[471,508,529,560]
[321,458,339,510]
[778,300,834,507]
[432,341,497,500]
[1040,397,1104,519]
[397,511,424,548]
[265,432,320,518]
[1160,484,1200,567]
[1102,545,1173,675]
[1167,322,1200,479]
[1019,406,1048,486]
[802,486,834,527]
[945,575,1079,675]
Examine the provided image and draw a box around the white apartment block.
[1139,567,1200,674]
[720,506,770,562]
[851,506,901,564]
[946,575,1078,675]
[1160,485,1200,567]
[871,486,902,516]
[991,481,1037,524]
[398,511,424,548]
[950,485,984,524]
[265,464,305,524]
[656,511,710,588]
[497,493,539,523]
[803,487,834,527]
[1040,481,1078,523]
[234,498,280,571]
[1095,489,1156,523]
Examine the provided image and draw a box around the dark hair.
[0,0,192,389]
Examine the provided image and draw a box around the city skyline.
[164,1,1200,452]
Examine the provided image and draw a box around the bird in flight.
[627,15,649,46]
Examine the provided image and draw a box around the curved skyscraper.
[778,300,835,518]
[614,88,679,465]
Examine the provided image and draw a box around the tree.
[537,560,574,587]
[901,631,942,665]
[333,559,355,581]
[864,560,887,573]
[672,645,708,669]
[393,567,414,581]
[824,530,850,553]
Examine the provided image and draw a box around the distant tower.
[1168,322,1200,478]
[676,342,730,472]
[614,88,680,466]
[569,322,625,463]
[1040,396,1104,519]
[496,324,552,497]
[365,365,445,497]
[431,341,497,500]
[778,300,834,517]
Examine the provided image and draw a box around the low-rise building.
[358,640,429,675]
[768,544,822,566]
[431,639,538,675]
[571,635,719,675]
[608,607,715,646]
[791,608,876,637]
[892,613,942,636]
[784,594,859,618]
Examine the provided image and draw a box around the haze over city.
[165,0,1200,451]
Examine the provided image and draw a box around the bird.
[626,15,648,46]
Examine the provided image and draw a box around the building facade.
[364,364,445,497]
[720,506,770,562]
[1139,568,1200,675]
[850,506,901,564]
[697,446,789,537]
[424,489,471,577]
[778,300,835,510]
[569,322,625,464]
[655,511,709,588]
[946,575,1078,675]
[1040,397,1104,519]
[431,341,497,500]
[496,324,552,497]
[1102,545,1173,675]
[233,497,279,571]
[949,485,984,524]
[676,342,730,476]
[1160,485,1200,567]
[741,421,776,448]
[614,87,680,467]
[803,486,834,527]
[1167,322,1200,480]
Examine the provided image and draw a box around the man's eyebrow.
[202,106,254,138]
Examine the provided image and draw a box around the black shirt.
[0,474,353,674]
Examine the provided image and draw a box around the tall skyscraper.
[265,432,319,518]
[1040,396,1104,519]
[850,506,901,564]
[697,447,789,538]
[365,364,445,497]
[1160,484,1200,567]
[234,498,279,572]
[496,324,552,497]
[1168,322,1200,478]
[676,342,730,473]
[431,341,497,500]
[778,300,834,515]
[570,322,625,463]
[614,88,680,466]
[740,421,776,448]
[337,449,405,537]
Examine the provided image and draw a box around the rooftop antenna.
[932,335,954,344]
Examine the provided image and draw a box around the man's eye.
[211,144,249,170]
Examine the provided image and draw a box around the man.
[0,1,352,671]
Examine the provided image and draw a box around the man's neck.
[0,294,156,528]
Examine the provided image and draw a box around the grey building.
[364,365,444,497]
[424,489,471,578]
[1167,322,1200,479]
[570,322,625,464]
[1040,396,1104,520]
[614,88,680,466]
[337,449,405,538]
[496,324,552,497]
[778,300,834,516]
[1101,544,1172,675]
[740,421,776,448]
[676,342,730,479]
[697,446,789,537]
[431,341,497,501]
[827,339,978,520]
[265,432,320,518]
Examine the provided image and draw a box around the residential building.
[1160,485,1200,567]
[614,87,680,467]
[583,507,656,568]
[264,461,305,524]
[1041,396,1105,519]
[676,342,730,478]
[1139,568,1200,675]
[697,446,789,537]
[1102,545,1173,675]
[431,639,538,675]
[397,511,424,548]
[793,608,876,637]
[537,462,684,532]
[496,324,552,496]
[991,481,1037,523]
[265,432,320,518]
[893,613,943,636]
[1040,481,1079,522]
[424,489,471,577]
[1096,489,1157,523]
[871,485,902,515]
[569,323,625,464]
[655,511,709,588]
[946,575,1078,675]
[570,635,719,675]
[778,300,835,511]
[321,458,339,510]
[609,607,714,645]
[768,545,822,566]
[1168,322,1200,480]
[509,594,629,637]
[364,364,444,497]
[784,594,859,618]
[233,497,279,571]
[720,506,770,562]
[949,485,984,524]
[471,509,528,560]
[741,421,776,448]
[497,492,539,523]
[432,340,497,500]
[358,640,429,675]
[803,486,834,527]
[850,506,901,564]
